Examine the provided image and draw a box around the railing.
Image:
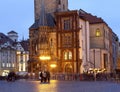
[50,73,120,82]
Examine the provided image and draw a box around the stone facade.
[29,5,90,74]
[34,0,68,21]
[0,32,29,76]
[89,23,113,72]
[29,0,119,75]
[16,40,29,72]
[0,33,17,76]
[55,10,90,73]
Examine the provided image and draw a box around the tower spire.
[38,0,48,26]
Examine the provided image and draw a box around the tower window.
[63,4,65,10]
[63,19,70,30]
[58,0,61,4]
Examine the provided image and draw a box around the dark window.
[58,0,61,4]
[103,54,108,68]
[63,4,65,10]
[64,19,70,30]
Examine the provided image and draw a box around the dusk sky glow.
[0,0,120,40]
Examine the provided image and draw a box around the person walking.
[39,71,43,83]
[46,71,50,83]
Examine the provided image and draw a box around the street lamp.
[39,55,51,71]
[50,64,57,74]
[50,64,57,68]
[93,49,95,69]
[93,49,96,81]
[39,55,51,61]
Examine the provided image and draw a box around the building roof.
[38,0,48,26]
[20,39,29,51]
[0,33,14,45]
[7,30,18,34]
[29,13,55,29]
[79,9,105,24]
[29,0,55,30]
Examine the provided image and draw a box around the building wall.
[79,19,90,72]
[55,10,90,73]
[89,23,111,73]
[117,43,120,69]
[16,51,29,72]
[29,26,57,73]
[112,33,119,71]
[0,47,16,76]
[34,0,68,21]
[90,23,104,48]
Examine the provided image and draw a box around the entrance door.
[65,64,73,74]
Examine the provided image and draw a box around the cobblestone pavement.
[0,80,120,92]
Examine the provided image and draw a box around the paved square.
[0,80,120,92]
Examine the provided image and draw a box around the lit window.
[64,51,72,60]
[17,51,21,54]
[8,63,11,67]
[64,52,68,60]
[6,63,9,67]
[12,64,15,67]
[2,63,5,67]
[96,28,101,37]
[69,52,72,59]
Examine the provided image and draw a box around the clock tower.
[34,0,68,21]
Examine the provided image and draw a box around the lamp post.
[93,49,95,69]
[93,49,96,81]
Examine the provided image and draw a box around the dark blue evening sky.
[0,0,120,40]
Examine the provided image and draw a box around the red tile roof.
[79,9,105,24]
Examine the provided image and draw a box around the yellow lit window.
[96,29,101,37]
[64,51,72,60]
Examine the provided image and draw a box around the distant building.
[0,31,29,76]
[16,40,29,72]
[7,30,18,42]
[0,33,16,76]
[112,32,119,72]
[116,43,120,70]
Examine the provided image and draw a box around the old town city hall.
[28,0,119,75]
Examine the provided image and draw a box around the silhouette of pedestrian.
[46,71,50,83]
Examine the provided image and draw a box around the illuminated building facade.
[16,40,29,72]
[29,0,119,75]
[29,0,90,74]
[0,32,17,76]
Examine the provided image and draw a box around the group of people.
[6,71,16,82]
[39,70,50,83]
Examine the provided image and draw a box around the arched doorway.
[65,64,73,74]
